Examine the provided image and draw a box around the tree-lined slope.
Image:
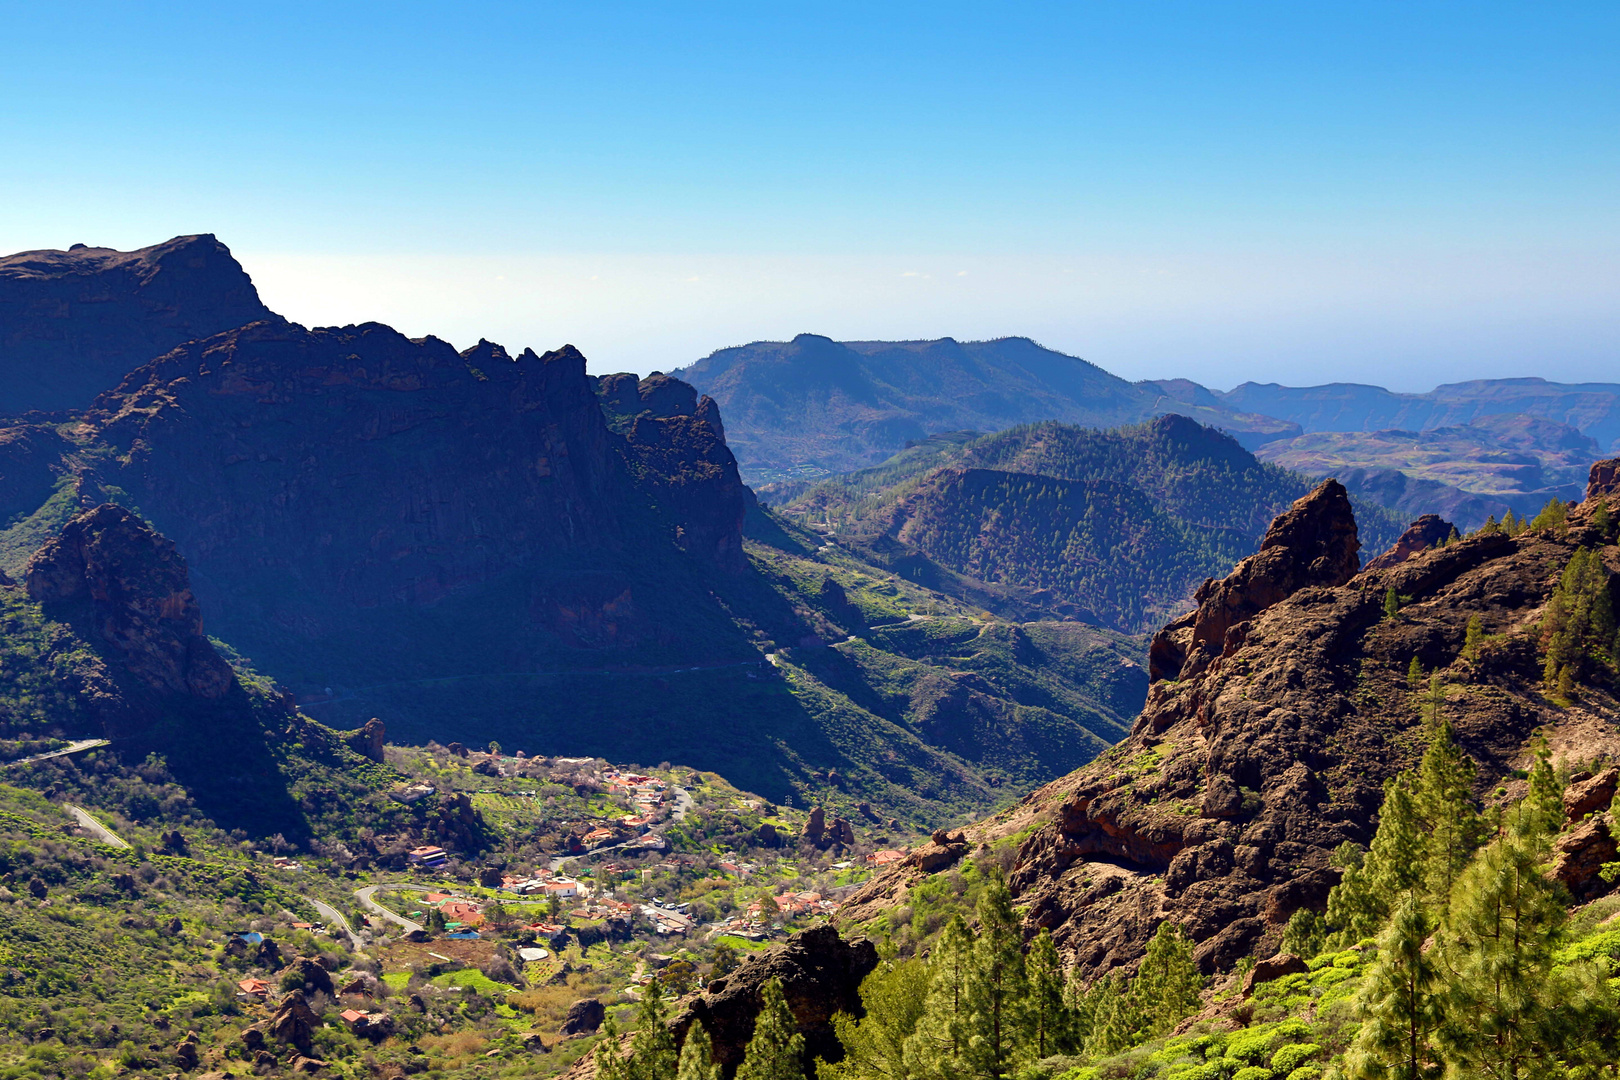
[782,415,1399,633]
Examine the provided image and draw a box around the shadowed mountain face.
[677,334,1298,485]
[0,248,1148,822]
[0,235,272,415]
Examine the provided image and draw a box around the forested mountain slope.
[780,416,1401,633]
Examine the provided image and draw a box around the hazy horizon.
[4,3,1615,389]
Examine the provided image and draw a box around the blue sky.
[1,2,1615,387]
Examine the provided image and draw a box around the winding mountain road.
[355,884,429,934]
[303,896,362,949]
[3,739,109,769]
[66,804,128,848]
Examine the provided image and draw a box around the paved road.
[355,884,429,934]
[4,739,108,769]
[304,895,363,949]
[66,804,129,848]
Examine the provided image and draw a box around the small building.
[545,879,582,900]
[408,845,448,868]
[237,977,272,1001]
[867,849,905,866]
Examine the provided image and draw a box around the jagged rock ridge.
[844,461,1620,980]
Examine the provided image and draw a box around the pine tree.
[1464,616,1485,660]
[1281,908,1328,959]
[1327,777,1425,946]
[962,871,1027,1078]
[826,957,926,1080]
[594,1016,633,1080]
[905,915,974,1077]
[628,979,679,1080]
[1385,587,1402,620]
[1414,689,1483,902]
[1408,655,1425,689]
[1344,893,1443,1080]
[1079,972,1132,1057]
[1501,509,1518,535]
[1529,497,1569,533]
[1434,829,1571,1080]
[1018,930,1068,1063]
[677,1020,722,1080]
[1129,921,1203,1041]
[738,977,805,1080]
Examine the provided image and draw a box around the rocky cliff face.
[67,320,749,676]
[26,503,235,699]
[0,235,271,415]
[844,469,1620,980]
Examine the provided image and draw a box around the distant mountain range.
[679,336,1620,529]
[674,335,1297,485]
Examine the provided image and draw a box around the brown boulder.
[1553,814,1619,901]
[347,718,386,763]
[174,1035,199,1071]
[24,504,235,698]
[669,926,878,1072]
[1365,514,1456,571]
[909,829,970,873]
[268,990,319,1055]
[238,1026,265,1052]
[1566,769,1618,821]
[1242,952,1309,996]
[559,996,605,1037]
[803,806,826,843]
[291,1055,329,1073]
[280,956,335,997]
[830,817,856,847]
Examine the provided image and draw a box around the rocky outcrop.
[559,997,604,1037]
[1565,768,1618,822]
[1242,953,1309,995]
[346,719,386,763]
[1553,815,1618,902]
[0,235,271,414]
[910,829,969,873]
[268,990,318,1055]
[1149,480,1361,684]
[278,956,335,997]
[845,466,1620,981]
[669,926,879,1075]
[1365,514,1456,570]
[1590,459,1620,500]
[25,504,234,699]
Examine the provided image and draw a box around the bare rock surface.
[1365,513,1457,570]
[842,471,1620,981]
[26,503,234,699]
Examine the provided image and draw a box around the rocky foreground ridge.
[843,459,1620,979]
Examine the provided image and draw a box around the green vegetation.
[1541,547,1617,695]
[783,418,1400,632]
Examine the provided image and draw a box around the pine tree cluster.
[825,873,1205,1078]
[1319,712,1620,1079]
